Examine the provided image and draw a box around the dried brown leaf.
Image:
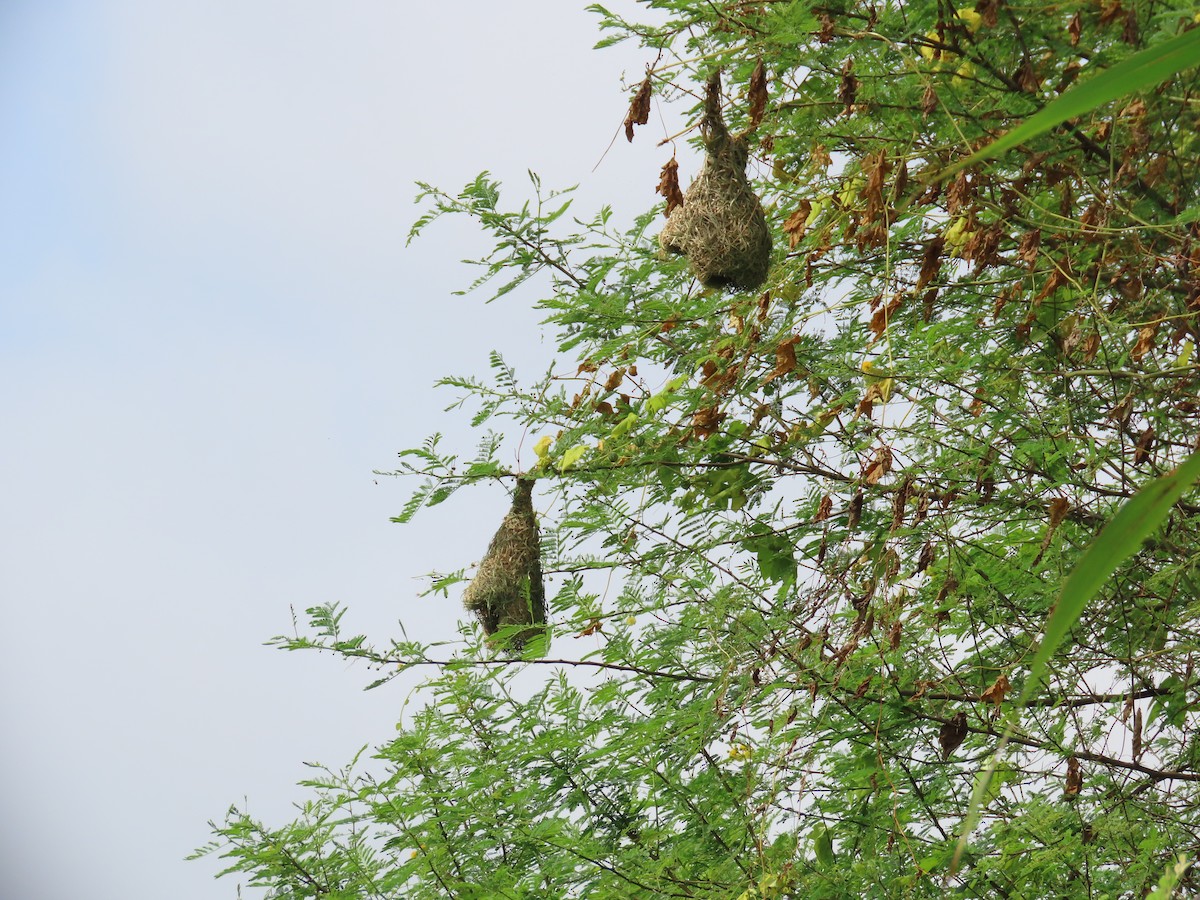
[862,151,891,225]
[1122,9,1139,45]
[814,494,833,523]
[846,491,863,528]
[863,445,893,485]
[656,157,685,217]
[783,201,812,248]
[917,541,935,573]
[946,171,972,215]
[869,294,904,338]
[918,237,945,290]
[1065,756,1083,796]
[922,83,938,117]
[764,336,800,384]
[981,674,1011,707]
[1017,61,1041,94]
[1048,497,1070,528]
[939,712,969,759]
[576,619,603,637]
[838,58,858,114]
[1134,426,1155,465]
[818,13,835,43]
[746,59,768,132]
[1068,12,1082,46]
[1131,323,1158,362]
[1099,0,1125,27]
[691,405,724,440]
[624,75,652,142]
[1018,229,1041,268]
[974,0,999,28]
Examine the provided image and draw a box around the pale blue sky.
[0,3,668,897]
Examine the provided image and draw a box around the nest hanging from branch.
[660,71,772,292]
[461,477,547,653]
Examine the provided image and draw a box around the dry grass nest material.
[660,72,771,292]
[461,477,547,652]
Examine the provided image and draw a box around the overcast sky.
[0,3,676,897]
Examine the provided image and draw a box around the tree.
[195,1,1200,896]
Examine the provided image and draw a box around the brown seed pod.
[461,478,547,652]
[659,71,772,292]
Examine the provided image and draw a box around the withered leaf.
[657,157,685,217]
[975,0,999,28]
[862,151,891,225]
[765,336,800,384]
[1016,60,1041,94]
[891,476,911,529]
[1099,0,1125,27]
[869,294,904,338]
[946,171,973,216]
[962,225,1003,272]
[917,237,945,290]
[863,445,893,485]
[783,201,813,248]
[1130,323,1157,362]
[888,619,902,651]
[624,74,653,142]
[1048,497,1070,528]
[847,491,864,528]
[980,674,1011,707]
[576,619,603,637]
[746,58,768,132]
[814,494,833,522]
[1068,12,1082,46]
[1134,425,1155,465]
[604,368,626,392]
[838,58,858,114]
[917,541,935,573]
[854,676,873,699]
[939,712,969,760]
[691,405,725,440]
[818,12,835,43]
[1018,229,1041,268]
[1122,8,1139,44]
[1065,756,1083,796]
[922,82,938,117]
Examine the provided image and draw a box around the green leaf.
[945,26,1200,177]
[814,826,836,867]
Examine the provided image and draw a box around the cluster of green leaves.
[198,1,1200,896]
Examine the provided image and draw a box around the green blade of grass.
[1019,446,1200,705]
[953,447,1200,874]
[943,26,1200,178]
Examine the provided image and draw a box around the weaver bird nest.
[660,71,771,292]
[461,477,547,653]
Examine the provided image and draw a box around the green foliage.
[199,2,1200,897]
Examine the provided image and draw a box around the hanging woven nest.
[660,71,772,292]
[461,477,547,652]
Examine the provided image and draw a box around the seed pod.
[461,478,547,652]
